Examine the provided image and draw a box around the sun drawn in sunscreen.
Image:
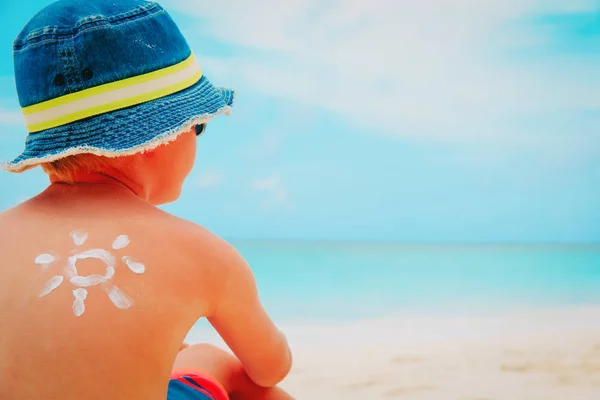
[35,230,146,317]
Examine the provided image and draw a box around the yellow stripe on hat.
[22,53,202,133]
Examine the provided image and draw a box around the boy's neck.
[49,169,148,201]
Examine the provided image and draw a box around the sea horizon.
[226,238,600,247]
[189,241,600,326]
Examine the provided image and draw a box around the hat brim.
[1,75,235,173]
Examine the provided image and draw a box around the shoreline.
[188,303,600,344]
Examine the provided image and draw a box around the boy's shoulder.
[157,213,260,319]
[156,211,248,294]
[160,211,236,263]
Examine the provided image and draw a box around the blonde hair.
[41,154,117,183]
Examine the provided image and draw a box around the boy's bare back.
[0,183,290,399]
[0,1,293,398]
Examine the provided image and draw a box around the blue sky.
[0,0,598,242]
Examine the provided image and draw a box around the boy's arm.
[206,242,292,388]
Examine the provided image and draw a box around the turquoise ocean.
[223,242,600,324]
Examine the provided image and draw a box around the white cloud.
[252,174,291,211]
[166,0,599,141]
[194,169,224,188]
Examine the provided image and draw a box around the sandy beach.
[187,305,600,399]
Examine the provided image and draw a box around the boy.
[0,1,293,399]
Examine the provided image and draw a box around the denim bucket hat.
[2,0,235,173]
